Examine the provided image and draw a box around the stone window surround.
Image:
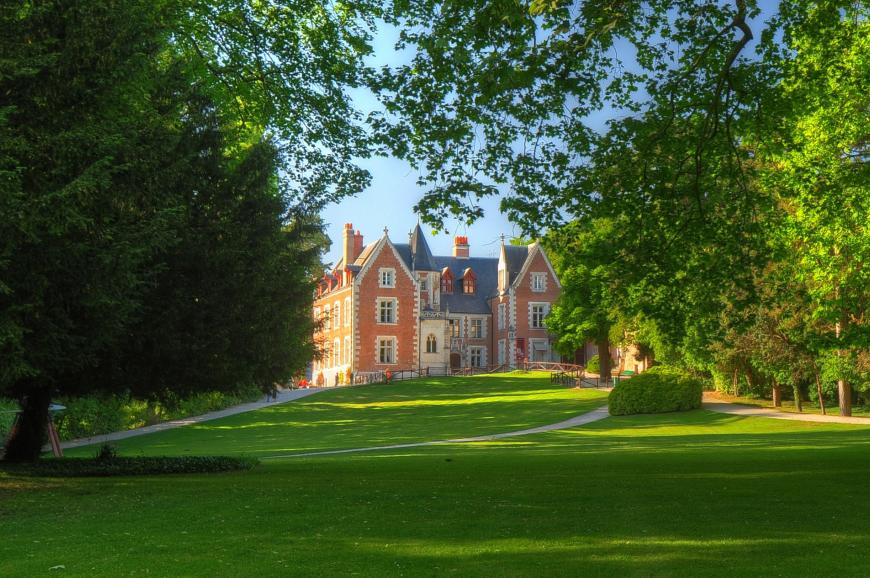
[376,336,398,365]
[531,272,547,292]
[378,267,396,288]
[376,297,399,324]
[529,301,550,329]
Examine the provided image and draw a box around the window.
[441,272,453,294]
[448,318,461,337]
[426,334,437,353]
[532,273,546,292]
[470,319,482,339]
[333,338,340,367]
[498,339,506,364]
[379,268,395,288]
[378,338,396,364]
[420,278,428,291]
[314,307,321,322]
[323,305,331,329]
[378,299,396,324]
[344,336,351,365]
[344,297,351,327]
[497,304,506,330]
[469,347,483,368]
[333,301,341,329]
[530,303,549,328]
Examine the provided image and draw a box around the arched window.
[426,334,437,353]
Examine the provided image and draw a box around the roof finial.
[500,234,506,245]
[383,226,389,237]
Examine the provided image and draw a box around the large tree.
[1,0,374,460]
[371,0,867,412]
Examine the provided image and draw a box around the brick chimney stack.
[353,229,363,261]
[453,235,470,259]
[342,223,355,266]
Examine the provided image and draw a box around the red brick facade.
[312,224,564,383]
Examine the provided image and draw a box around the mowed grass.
[64,372,609,457]
[3,377,870,576]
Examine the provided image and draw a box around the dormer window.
[462,268,476,294]
[441,268,454,294]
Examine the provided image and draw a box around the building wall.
[355,241,418,372]
[312,285,353,385]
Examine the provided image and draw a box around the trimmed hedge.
[608,366,704,415]
[0,455,259,477]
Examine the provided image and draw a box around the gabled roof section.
[408,224,437,271]
[354,233,417,286]
[501,244,529,286]
[512,242,562,290]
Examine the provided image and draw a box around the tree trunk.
[836,315,852,416]
[732,368,739,397]
[597,336,611,385]
[3,387,51,462]
[814,370,826,416]
[772,380,782,407]
[792,384,803,413]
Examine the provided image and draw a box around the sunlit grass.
[64,372,609,457]
[4,408,870,576]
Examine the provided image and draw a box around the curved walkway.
[703,393,870,425]
[58,388,327,450]
[261,405,611,460]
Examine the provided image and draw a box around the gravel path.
[703,393,870,425]
[58,388,326,450]
[261,405,611,460]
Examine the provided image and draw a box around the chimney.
[342,223,355,267]
[353,230,363,261]
[453,235,470,259]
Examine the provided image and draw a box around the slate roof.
[408,224,437,271]
[346,231,538,316]
[502,245,529,285]
[432,256,498,314]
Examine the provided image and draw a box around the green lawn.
[3,375,870,576]
[64,372,609,457]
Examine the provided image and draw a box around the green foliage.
[0,456,257,477]
[608,367,704,416]
[585,355,600,374]
[52,387,260,441]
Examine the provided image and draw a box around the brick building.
[311,224,563,384]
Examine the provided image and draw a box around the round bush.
[608,366,704,416]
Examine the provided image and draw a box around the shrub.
[52,386,260,441]
[608,366,704,415]
[586,354,600,374]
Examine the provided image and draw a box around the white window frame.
[469,346,484,368]
[531,272,547,292]
[470,318,483,339]
[530,302,549,329]
[333,300,341,329]
[497,303,506,330]
[377,297,398,324]
[377,336,397,365]
[344,297,351,327]
[498,339,506,364]
[323,305,331,329]
[333,338,340,367]
[379,268,396,288]
[344,336,351,365]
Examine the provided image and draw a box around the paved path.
[262,405,611,460]
[58,388,327,450]
[703,393,870,425]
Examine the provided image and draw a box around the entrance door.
[450,352,461,369]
